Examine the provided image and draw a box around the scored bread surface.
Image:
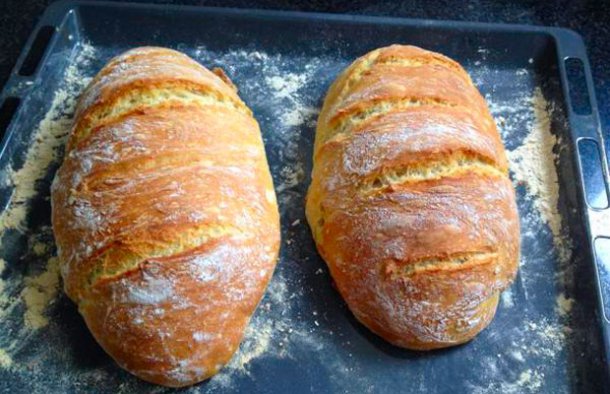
[306,45,520,350]
[51,47,280,387]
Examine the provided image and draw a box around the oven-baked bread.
[306,45,520,350]
[51,47,280,386]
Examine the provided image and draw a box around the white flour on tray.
[505,88,573,264]
[469,64,575,393]
[0,43,96,367]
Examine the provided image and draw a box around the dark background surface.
[1,0,609,138]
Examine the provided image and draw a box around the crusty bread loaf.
[51,47,280,387]
[306,45,520,350]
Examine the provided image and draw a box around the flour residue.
[281,106,318,127]
[264,71,318,128]
[0,348,12,369]
[0,259,5,295]
[505,88,572,263]
[491,86,575,388]
[264,73,308,99]
[516,370,544,391]
[21,256,60,329]
[32,242,48,256]
[0,44,95,235]
[522,319,568,358]
[471,318,568,393]
[473,368,544,394]
[264,63,318,197]
[126,274,175,305]
[500,287,515,308]
[470,63,578,393]
[555,293,574,317]
[0,43,97,368]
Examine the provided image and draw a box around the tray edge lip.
[1,0,75,98]
[1,0,593,100]
[50,0,583,35]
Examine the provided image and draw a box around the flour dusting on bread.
[125,273,175,305]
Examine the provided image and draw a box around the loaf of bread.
[51,47,280,386]
[306,45,520,350]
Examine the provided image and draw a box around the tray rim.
[0,0,595,97]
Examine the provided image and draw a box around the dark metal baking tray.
[0,1,608,393]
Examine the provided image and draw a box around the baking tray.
[0,1,608,393]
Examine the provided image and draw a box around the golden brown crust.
[51,47,280,386]
[67,47,248,151]
[306,45,520,350]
